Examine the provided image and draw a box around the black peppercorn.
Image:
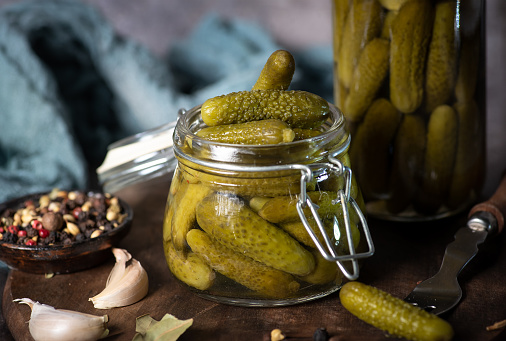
[313,328,329,341]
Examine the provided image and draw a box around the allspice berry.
[41,211,63,231]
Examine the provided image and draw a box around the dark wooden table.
[2,170,506,341]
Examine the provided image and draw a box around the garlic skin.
[14,298,109,341]
[90,248,149,309]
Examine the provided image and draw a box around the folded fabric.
[0,0,332,203]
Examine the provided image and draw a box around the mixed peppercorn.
[0,189,127,247]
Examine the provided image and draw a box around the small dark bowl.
[0,191,133,274]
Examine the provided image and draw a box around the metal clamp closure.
[296,156,374,281]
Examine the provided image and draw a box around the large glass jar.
[162,103,374,307]
[332,0,486,221]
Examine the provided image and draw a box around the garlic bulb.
[90,248,149,309]
[14,298,109,341]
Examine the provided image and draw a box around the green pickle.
[163,51,367,304]
[333,0,485,220]
[252,50,295,91]
[196,192,315,276]
[187,229,300,298]
[340,281,454,341]
[201,89,329,129]
[196,119,295,145]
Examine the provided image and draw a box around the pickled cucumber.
[340,281,454,341]
[196,119,295,145]
[386,114,426,214]
[380,9,398,40]
[186,229,300,298]
[292,128,322,141]
[332,0,350,57]
[279,214,360,255]
[252,50,295,91]
[180,163,313,197]
[298,250,339,285]
[165,241,215,291]
[258,191,347,224]
[338,0,383,88]
[344,38,390,123]
[424,1,458,113]
[195,192,315,276]
[162,170,189,244]
[446,101,482,209]
[201,90,329,129]
[351,98,401,200]
[415,105,458,214]
[379,0,409,11]
[171,183,213,251]
[390,0,434,114]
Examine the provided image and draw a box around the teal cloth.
[0,0,333,203]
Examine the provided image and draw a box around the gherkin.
[196,119,295,145]
[340,281,454,341]
[201,90,329,129]
[195,192,315,276]
[187,229,300,298]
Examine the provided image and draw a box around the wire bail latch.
[296,156,374,281]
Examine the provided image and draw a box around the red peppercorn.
[72,207,82,219]
[0,227,4,233]
[17,230,27,237]
[7,225,18,234]
[25,239,37,246]
[32,219,43,230]
[38,228,50,238]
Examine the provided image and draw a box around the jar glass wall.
[162,104,373,306]
[332,0,486,221]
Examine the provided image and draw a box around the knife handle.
[469,171,506,234]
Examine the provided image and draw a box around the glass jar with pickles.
[332,0,486,220]
[162,98,374,306]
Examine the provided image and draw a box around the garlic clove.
[14,298,109,341]
[90,248,149,309]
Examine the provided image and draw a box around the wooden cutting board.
[3,176,506,341]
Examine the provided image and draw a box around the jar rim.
[174,102,350,168]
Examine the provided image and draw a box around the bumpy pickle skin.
[186,229,300,298]
[350,98,402,200]
[196,119,295,145]
[171,183,213,252]
[446,101,482,209]
[344,38,390,123]
[338,0,383,89]
[386,114,427,214]
[340,281,454,341]
[201,90,329,129]
[252,50,295,91]
[195,192,315,276]
[390,0,434,114]
[415,105,458,215]
[165,241,215,291]
[424,1,458,113]
[258,191,350,224]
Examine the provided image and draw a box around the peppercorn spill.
[0,189,127,247]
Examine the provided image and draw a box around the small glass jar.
[163,103,374,307]
[332,0,486,221]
